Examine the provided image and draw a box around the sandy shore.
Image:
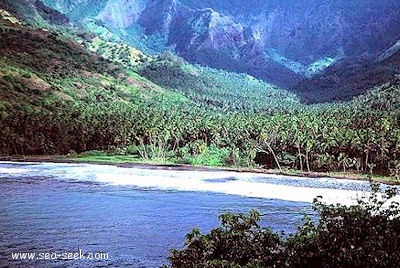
[0,155,398,185]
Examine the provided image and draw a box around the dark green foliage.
[295,51,400,104]
[284,184,400,267]
[168,184,400,267]
[1,10,400,179]
[0,21,113,79]
[169,210,284,268]
[137,52,400,175]
[138,52,300,114]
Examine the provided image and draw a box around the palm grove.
[1,14,400,180]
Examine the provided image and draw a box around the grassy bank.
[72,153,400,184]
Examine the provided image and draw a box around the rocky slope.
[2,0,400,179]
[39,0,400,93]
[0,0,70,26]
[294,41,400,103]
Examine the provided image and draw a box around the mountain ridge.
[295,39,400,103]
[1,0,400,179]
[40,0,400,96]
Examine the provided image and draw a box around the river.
[0,161,381,267]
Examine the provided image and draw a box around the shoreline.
[1,155,399,185]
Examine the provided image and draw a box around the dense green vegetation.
[166,183,400,267]
[1,5,400,182]
[1,2,400,267]
[138,53,300,114]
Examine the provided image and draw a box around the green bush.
[167,183,400,267]
[180,141,231,167]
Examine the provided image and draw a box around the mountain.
[0,1,299,157]
[0,0,70,26]
[1,0,400,177]
[0,2,187,154]
[39,0,400,93]
[295,40,400,103]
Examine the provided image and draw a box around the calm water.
[0,162,376,267]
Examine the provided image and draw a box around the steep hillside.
[0,2,297,166]
[295,42,400,103]
[0,0,70,26]
[1,1,400,178]
[0,8,191,155]
[137,53,300,113]
[40,0,400,94]
[79,32,300,114]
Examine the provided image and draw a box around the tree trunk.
[305,149,310,173]
[267,144,282,173]
[365,138,370,173]
[297,145,303,172]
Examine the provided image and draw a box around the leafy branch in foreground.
[166,183,400,267]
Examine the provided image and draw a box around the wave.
[0,161,385,205]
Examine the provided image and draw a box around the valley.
[0,0,400,182]
[1,1,400,267]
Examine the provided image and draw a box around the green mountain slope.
[137,53,300,114]
[39,0,400,97]
[0,0,70,27]
[0,10,191,155]
[294,49,400,103]
[79,37,301,114]
[1,2,400,179]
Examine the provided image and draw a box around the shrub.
[180,141,231,167]
[167,183,400,267]
[285,183,400,267]
[168,210,284,267]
